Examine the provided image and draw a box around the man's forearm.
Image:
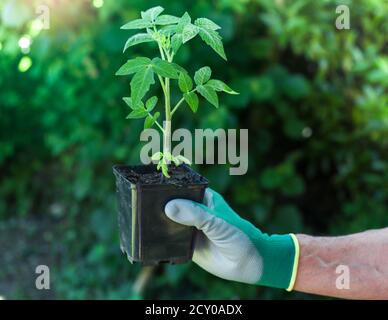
[293,228,388,299]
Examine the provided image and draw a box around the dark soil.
[116,164,207,186]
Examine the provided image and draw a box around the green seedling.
[116,6,238,177]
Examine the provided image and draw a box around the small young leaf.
[197,27,227,60]
[178,72,193,92]
[182,23,199,43]
[184,92,199,112]
[155,15,180,25]
[146,96,158,112]
[115,57,151,76]
[151,152,163,161]
[171,156,180,166]
[126,108,148,119]
[123,33,153,52]
[163,151,174,162]
[121,19,153,30]
[144,111,160,129]
[194,18,221,30]
[197,84,219,108]
[207,79,239,94]
[130,66,155,105]
[194,66,211,85]
[175,155,191,165]
[151,58,179,79]
[141,6,164,21]
[160,161,170,178]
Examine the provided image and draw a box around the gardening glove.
[164,188,300,290]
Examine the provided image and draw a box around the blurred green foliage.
[0,0,387,299]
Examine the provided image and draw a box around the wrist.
[254,233,300,290]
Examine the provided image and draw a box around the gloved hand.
[164,188,300,290]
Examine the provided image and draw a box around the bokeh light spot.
[93,0,104,8]
[18,56,32,72]
[18,36,31,50]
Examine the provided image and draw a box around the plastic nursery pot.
[113,164,208,265]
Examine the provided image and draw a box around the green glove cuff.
[255,233,300,290]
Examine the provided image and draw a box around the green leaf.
[194,66,211,85]
[171,63,187,75]
[178,72,193,92]
[146,96,158,112]
[123,33,153,52]
[160,161,170,178]
[160,25,177,36]
[130,65,155,105]
[197,27,227,60]
[151,152,163,161]
[123,98,144,110]
[171,33,183,53]
[194,18,221,30]
[123,97,135,109]
[115,57,151,76]
[144,112,160,129]
[182,23,199,43]
[184,92,199,112]
[141,6,164,21]
[121,19,153,30]
[155,15,180,25]
[151,58,179,79]
[175,155,191,165]
[207,79,239,94]
[176,12,191,33]
[126,108,148,119]
[197,84,219,108]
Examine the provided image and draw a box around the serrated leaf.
[207,79,239,94]
[123,98,144,110]
[151,152,163,161]
[151,58,179,79]
[176,12,191,33]
[182,23,199,43]
[197,84,219,108]
[155,15,180,25]
[184,92,199,112]
[194,66,212,85]
[121,19,153,30]
[178,72,193,92]
[146,96,158,112]
[130,65,155,105]
[126,108,148,119]
[123,33,154,52]
[115,57,151,76]
[144,111,160,129]
[123,97,135,109]
[171,33,182,53]
[194,18,221,30]
[197,27,227,60]
[141,6,164,21]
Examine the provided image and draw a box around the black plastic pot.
[113,164,208,265]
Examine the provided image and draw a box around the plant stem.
[163,78,171,156]
[171,88,198,116]
[171,97,185,116]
